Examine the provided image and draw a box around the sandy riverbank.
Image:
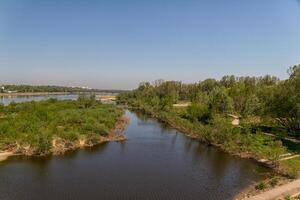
[237,178,300,200]
[0,135,126,163]
[0,152,14,162]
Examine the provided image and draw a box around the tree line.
[118,65,300,137]
[0,84,127,94]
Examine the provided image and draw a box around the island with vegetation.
[0,95,128,161]
[117,65,300,182]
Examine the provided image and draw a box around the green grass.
[280,157,300,178]
[0,98,123,154]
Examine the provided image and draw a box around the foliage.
[255,182,267,190]
[264,65,300,135]
[0,98,123,154]
[185,103,211,123]
[0,84,126,93]
[269,178,278,187]
[117,65,300,177]
[78,94,97,108]
[118,65,299,135]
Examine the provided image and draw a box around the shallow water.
[0,110,270,200]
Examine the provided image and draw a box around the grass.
[255,182,267,190]
[0,98,124,155]
[280,157,300,178]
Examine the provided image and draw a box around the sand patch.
[0,152,14,162]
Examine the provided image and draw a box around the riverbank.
[0,115,129,162]
[130,107,277,164]
[128,106,299,198]
[0,97,129,162]
[238,178,300,200]
[0,152,14,162]
[0,109,268,200]
[234,176,300,200]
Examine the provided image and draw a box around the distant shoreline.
[0,92,72,97]
[0,91,124,97]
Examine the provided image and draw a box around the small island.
[0,95,128,161]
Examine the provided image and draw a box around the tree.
[243,94,261,116]
[220,75,236,88]
[199,79,220,93]
[186,103,211,123]
[78,94,97,108]
[209,87,233,114]
[265,65,300,135]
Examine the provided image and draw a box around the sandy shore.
[0,136,126,163]
[240,179,300,200]
[0,152,14,162]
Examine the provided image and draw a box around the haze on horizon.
[0,0,299,90]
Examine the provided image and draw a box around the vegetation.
[0,84,126,93]
[117,65,300,177]
[0,95,124,155]
[255,182,267,190]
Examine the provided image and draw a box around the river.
[0,95,270,200]
[0,94,79,105]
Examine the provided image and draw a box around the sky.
[0,0,300,90]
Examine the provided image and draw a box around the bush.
[269,178,278,187]
[185,103,211,124]
[0,99,123,154]
[255,182,267,190]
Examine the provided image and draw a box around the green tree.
[186,103,211,123]
[266,65,300,135]
[209,88,233,114]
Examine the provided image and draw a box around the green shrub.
[0,99,123,154]
[185,103,211,124]
[269,178,278,187]
[255,182,267,190]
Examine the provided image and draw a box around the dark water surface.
[0,110,270,200]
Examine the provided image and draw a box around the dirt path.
[279,154,300,161]
[227,114,240,126]
[243,179,300,200]
[262,132,300,144]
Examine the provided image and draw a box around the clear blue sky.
[0,0,299,89]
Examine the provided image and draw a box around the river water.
[0,94,79,106]
[0,95,270,200]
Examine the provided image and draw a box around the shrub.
[0,99,123,154]
[269,178,278,187]
[255,182,267,190]
[185,103,211,124]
